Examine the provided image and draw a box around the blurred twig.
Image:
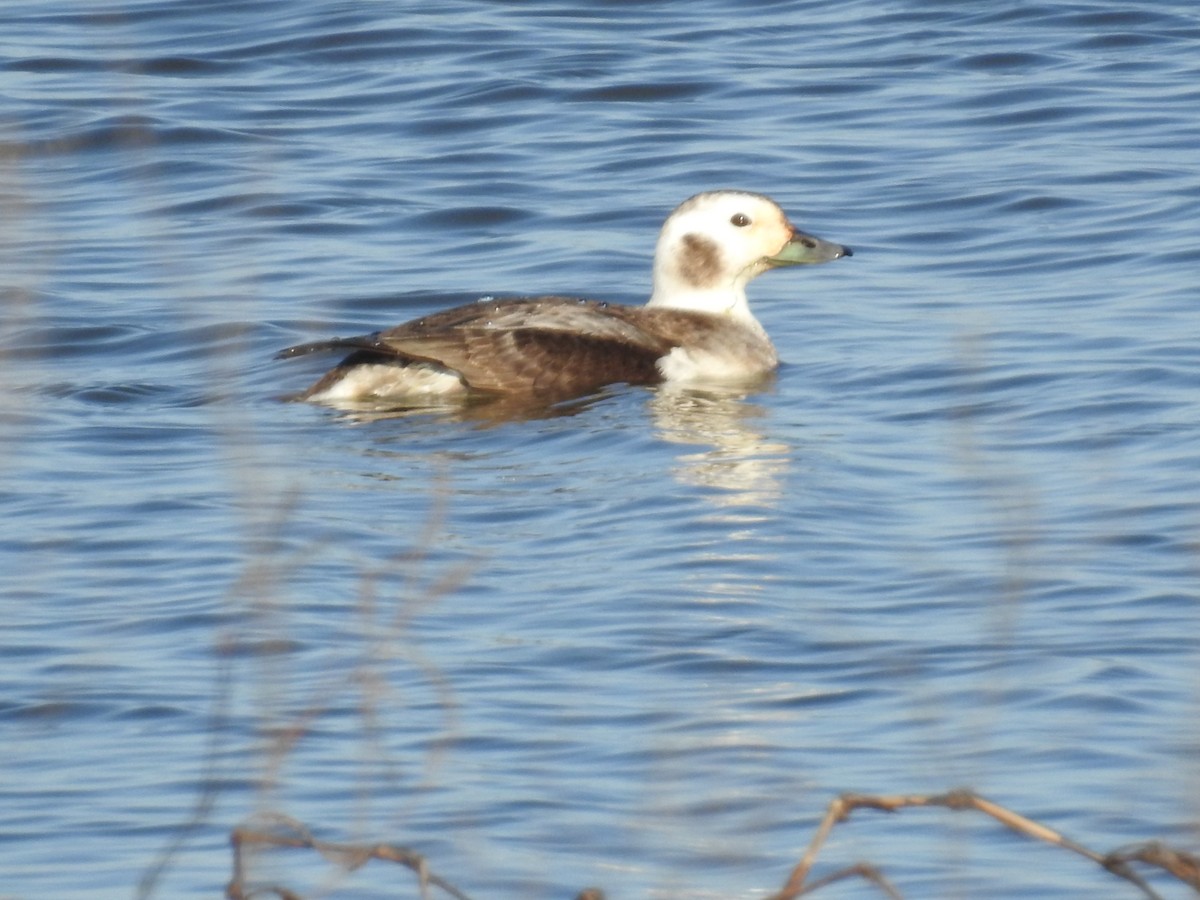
[224,790,1200,899]
[765,789,1200,899]
[226,813,472,900]
[135,634,238,900]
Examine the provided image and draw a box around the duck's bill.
[766,231,853,266]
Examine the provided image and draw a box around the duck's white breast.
[655,341,778,385]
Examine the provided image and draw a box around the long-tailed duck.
[278,191,851,406]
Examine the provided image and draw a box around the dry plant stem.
[797,863,903,899]
[226,814,473,900]
[1108,842,1200,891]
[766,789,1191,900]
[136,632,237,900]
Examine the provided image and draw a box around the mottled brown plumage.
[279,296,774,400]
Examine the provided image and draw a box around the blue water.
[3,2,1200,897]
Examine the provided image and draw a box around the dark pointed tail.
[274,332,384,360]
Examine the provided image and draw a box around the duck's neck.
[646,284,764,332]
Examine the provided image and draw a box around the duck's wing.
[278,297,693,396]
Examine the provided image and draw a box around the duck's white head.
[647,191,851,324]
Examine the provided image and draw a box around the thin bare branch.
[224,793,1200,900]
[766,789,1193,900]
[226,813,473,900]
[796,862,904,898]
[1106,841,1200,891]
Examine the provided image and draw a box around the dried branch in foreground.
[1107,842,1200,891]
[765,789,1200,900]
[224,792,1199,899]
[225,813,473,900]
[793,862,903,899]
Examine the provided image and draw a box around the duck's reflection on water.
[648,382,790,511]
[287,388,605,425]
[306,380,791,511]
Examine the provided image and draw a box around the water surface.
[3,2,1200,897]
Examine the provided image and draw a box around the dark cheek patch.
[679,232,723,288]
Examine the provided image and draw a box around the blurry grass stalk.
[0,136,46,468]
[132,240,470,894]
[231,469,470,895]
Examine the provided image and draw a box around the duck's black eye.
[730,213,751,227]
